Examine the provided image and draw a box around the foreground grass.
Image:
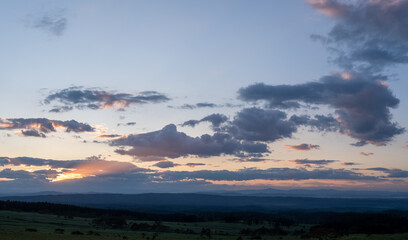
[1,210,408,240]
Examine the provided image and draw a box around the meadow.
[2,209,408,240]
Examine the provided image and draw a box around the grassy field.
[1,210,408,240]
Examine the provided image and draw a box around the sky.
[1,0,408,194]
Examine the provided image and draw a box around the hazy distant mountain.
[202,188,408,199]
[1,193,408,213]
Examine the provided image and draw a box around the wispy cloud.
[28,9,67,36]
[360,152,374,156]
[44,87,170,112]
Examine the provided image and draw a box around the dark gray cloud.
[111,124,269,159]
[239,73,404,146]
[29,9,67,36]
[290,159,337,166]
[284,143,320,151]
[153,161,179,169]
[225,107,298,142]
[290,114,340,132]
[44,87,170,112]
[0,118,94,137]
[182,113,228,128]
[21,129,46,138]
[309,0,408,73]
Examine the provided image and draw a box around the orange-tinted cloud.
[360,152,374,156]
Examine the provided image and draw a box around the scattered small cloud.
[153,161,180,169]
[117,122,136,127]
[98,134,121,139]
[290,159,337,166]
[284,143,320,151]
[341,162,360,166]
[185,163,206,168]
[360,152,374,156]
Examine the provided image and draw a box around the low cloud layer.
[44,87,170,112]
[0,156,146,182]
[1,155,407,193]
[0,118,94,137]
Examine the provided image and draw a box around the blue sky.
[1,0,408,193]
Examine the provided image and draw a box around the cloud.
[0,118,94,137]
[157,167,377,182]
[117,122,136,127]
[20,129,46,138]
[111,124,269,159]
[360,152,374,156]
[232,157,268,163]
[308,0,348,17]
[366,167,408,178]
[98,134,121,138]
[225,107,298,142]
[309,0,408,73]
[0,156,147,182]
[238,73,404,146]
[153,161,179,169]
[2,156,403,193]
[182,113,228,128]
[44,87,170,112]
[178,102,218,110]
[341,162,359,166]
[284,143,320,151]
[403,144,408,149]
[290,114,340,132]
[185,163,206,168]
[29,9,67,36]
[290,159,337,166]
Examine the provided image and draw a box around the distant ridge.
[1,193,408,213]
